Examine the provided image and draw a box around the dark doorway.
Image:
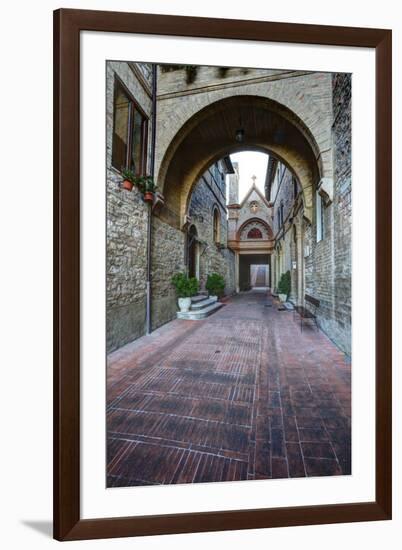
[187,225,198,278]
[250,264,269,287]
[239,254,271,290]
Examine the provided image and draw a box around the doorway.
[187,225,199,279]
[239,253,271,290]
[250,264,269,288]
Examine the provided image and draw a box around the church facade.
[227,175,274,292]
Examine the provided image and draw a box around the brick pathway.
[107,291,351,487]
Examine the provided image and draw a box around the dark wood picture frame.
[53,8,392,541]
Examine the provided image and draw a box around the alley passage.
[107,291,351,486]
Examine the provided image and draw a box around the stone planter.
[278,293,287,303]
[122,179,134,191]
[178,297,192,312]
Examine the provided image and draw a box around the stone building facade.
[187,158,236,295]
[106,60,237,351]
[106,61,352,356]
[106,62,153,352]
[267,73,352,355]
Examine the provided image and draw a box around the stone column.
[295,218,304,305]
[271,252,276,290]
[228,162,239,204]
[235,251,240,293]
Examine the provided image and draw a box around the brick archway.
[156,95,324,227]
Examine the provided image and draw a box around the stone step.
[177,301,224,320]
[191,296,218,310]
[191,294,209,303]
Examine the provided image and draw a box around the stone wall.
[331,73,352,354]
[188,165,235,295]
[306,73,351,355]
[304,194,335,337]
[268,71,352,357]
[106,62,153,352]
[270,166,298,293]
[106,61,237,352]
[271,168,296,237]
[151,217,185,330]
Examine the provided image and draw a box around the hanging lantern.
[235,128,245,143]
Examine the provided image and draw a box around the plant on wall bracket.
[159,64,199,84]
[184,65,198,84]
[121,170,157,201]
[217,67,230,78]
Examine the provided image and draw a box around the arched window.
[247,227,263,239]
[213,207,220,244]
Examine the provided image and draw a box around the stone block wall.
[269,104,351,357]
[271,168,296,237]
[188,168,235,295]
[331,73,352,354]
[270,166,297,292]
[304,199,335,334]
[151,218,185,330]
[305,73,351,355]
[106,62,153,352]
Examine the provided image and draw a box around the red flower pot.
[122,179,134,191]
[144,191,154,202]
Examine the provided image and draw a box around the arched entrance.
[156,95,324,229]
[239,254,271,290]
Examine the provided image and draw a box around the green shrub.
[277,270,291,298]
[171,272,199,298]
[206,273,225,297]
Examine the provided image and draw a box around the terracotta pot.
[122,179,134,191]
[144,191,154,202]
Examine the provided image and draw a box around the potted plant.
[121,168,136,191]
[277,271,291,302]
[143,176,157,202]
[185,65,198,84]
[120,172,157,201]
[171,272,199,312]
[206,273,225,301]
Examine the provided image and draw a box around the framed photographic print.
[54,8,392,541]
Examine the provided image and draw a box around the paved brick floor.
[107,290,351,487]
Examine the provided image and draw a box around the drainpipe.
[146,64,157,335]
